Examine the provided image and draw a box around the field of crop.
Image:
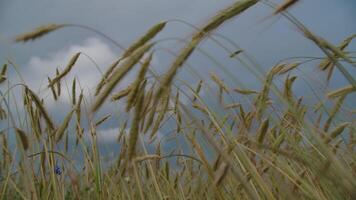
[0,0,355,199]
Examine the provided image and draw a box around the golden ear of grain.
[174,91,180,113]
[224,103,241,109]
[122,22,166,58]
[134,155,161,163]
[273,0,299,15]
[95,114,111,127]
[126,53,153,111]
[127,82,146,161]
[0,106,7,120]
[143,101,158,133]
[150,91,170,139]
[318,34,355,81]
[229,50,243,58]
[255,66,279,120]
[257,119,269,144]
[55,68,61,96]
[15,128,29,151]
[324,122,349,143]
[117,120,128,142]
[192,103,209,115]
[111,86,132,101]
[75,90,83,121]
[278,62,301,75]
[192,80,203,102]
[323,95,346,132]
[92,43,153,113]
[0,64,8,84]
[25,87,55,131]
[48,52,81,88]
[55,109,75,142]
[47,77,57,100]
[327,85,355,99]
[210,72,229,93]
[72,78,76,105]
[15,24,65,42]
[283,75,297,101]
[95,58,122,96]
[214,163,229,186]
[154,0,258,104]
[233,87,258,95]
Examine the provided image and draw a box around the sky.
[0,0,355,151]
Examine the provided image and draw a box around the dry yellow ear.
[15,24,65,42]
[48,52,81,88]
[327,85,355,99]
[92,43,153,113]
[0,64,8,84]
[15,128,29,151]
[273,0,300,15]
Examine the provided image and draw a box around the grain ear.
[0,64,8,84]
[273,0,299,15]
[15,24,65,42]
[48,52,81,88]
[92,43,153,112]
[154,0,258,104]
[15,128,29,151]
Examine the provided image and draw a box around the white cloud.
[96,127,121,143]
[92,126,165,145]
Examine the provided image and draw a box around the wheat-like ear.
[15,128,29,151]
[0,106,7,120]
[48,52,81,87]
[257,119,269,144]
[55,68,61,96]
[234,87,258,95]
[72,78,76,105]
[214,162,229,187]
[283,75,297,102]
[127,81,146,161]
[150,90,170,139]
[95,58,122,96]
[122,22,166,58]
[0,64,8,84]
[92,43,153,112]
[95,114,111,127]
[55,109,75,142]
[255,65,281,120]
[324,122,349,143]
[154,0,258,103]
[318,34,355,81]
[323,95,346,132]
[25,87,55,131]
[224,103,241,109]
[75,90,83,146]
[15,24,65,42]
[229,50,243,58]
[210,72,229,93]
[278,62,301,75]
[273,0,299,15]
[75,90,83,122]
[327,85,355,99]
[126,53,153,111]
[192,80,203,102]
[111,85,132,101]
[47,77,57,100]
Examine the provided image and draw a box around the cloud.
[96,127,121,143]
[92,126,165,145]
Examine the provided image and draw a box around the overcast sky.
[0,0,355,148]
